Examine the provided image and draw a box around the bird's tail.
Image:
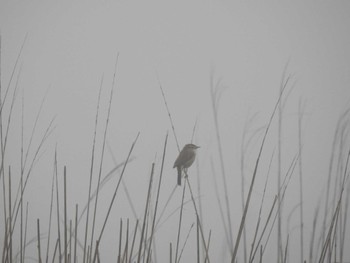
[177,166,181,186]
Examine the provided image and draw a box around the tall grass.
[210,71,234,254]
[0,38,349,263]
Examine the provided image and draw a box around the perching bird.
[173,144,200,186]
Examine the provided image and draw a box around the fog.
[1,1,350,262]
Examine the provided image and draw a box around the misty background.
[1,1,350,262]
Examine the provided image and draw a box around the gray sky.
[1,1,350,262]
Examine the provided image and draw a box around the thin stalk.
[2,219,9,263]
[1,98,6,245]
[330,134,349,260]
[19,85,24,263]
[0,37,4,228]
[54,150,62,263]
[231,77,287,263]
[21,87,49,175]
[37,219,42,263]
[3,63,21,157]
[12,116,56,231]
[309,200,320,263]
[23,202,28,263]
[108,144,139,223]
[83,75,103,263]
[74,204,78,263]
[250,196,278,262]
[197,218,200,263]
[192,123,204,247]
[1,164,7,238]
[0,35,27,118]
[46,156,56,263]
[340,183,350,263]
[152,229,158,263]
[204,230,212,263]
[9,167,12,263]
[175,179,186,263]
[129,220,139,262]
[329,207,340,262]
[298,98,305,263]
[277,66,292,263]
[142,211,149,263]
[8,88,52,227]
[319,199,341,262]
[69,220,72,263]
[283,235,289,263]
[210,71,233,251]
[327,125,346,261]
[242,115,264,263]
[195,149,203,224]
[97,249,100,263]
[259,246,263,263]
[78,159,135,225]
[118,219,123,263]
[186,177,210,263]
[136,162,155,263]
[337,125,350,262]
[192,121,203,233]
[240,120,248,263]
[156,196,200,231]
[262,155,299,257]
[3,66,21,241]
[121,219,129,263]
[263,190,286,256]
[0,34,1,171]
[322,110,350,243]
[20,168,23,263]
[210,157,230,247]
[94,241,99,263]
[146,133,168,263]
[155,185,176,229]
[94,133,139,251]
[249,152,274,262]
[0,36,25,190]
[157,77,180,152]
[64,167,68,263]
[177,223,194,263]
[157,70,207,262]
[319,149,350,262]
[52,238,59,263]
[90,54,119,262]
[170,243,172,263]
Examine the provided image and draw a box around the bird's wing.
[183,154,196,168]
[173,152,182,168]
[174,149,195,168]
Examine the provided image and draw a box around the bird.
[173,144,200,186]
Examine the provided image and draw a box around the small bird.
[173,144,200,186]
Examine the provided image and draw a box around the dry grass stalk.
[231,74,287,263]
[83,74,103,263]
[146,133,168,263]
[37,219,42,263]
[90,54,119,263]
